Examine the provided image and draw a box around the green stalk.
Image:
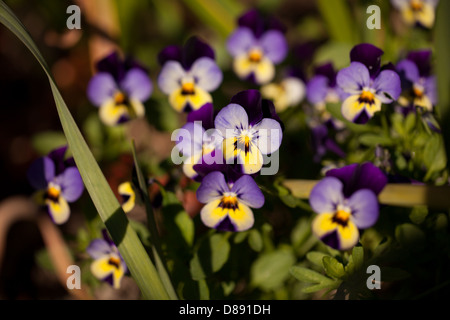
[131,141,178,300]
[0,1,169,300]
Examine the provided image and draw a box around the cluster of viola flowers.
[26,2,441,288]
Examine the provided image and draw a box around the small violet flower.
[87,52,153,126]
[391,0,439,28]
[27,146,84,224]
[227,9,288,85]
[336,43,401,124]
[310,162,387,250]
[86,230,127,289]
[214,90,283,175]
[174,103,224,181]
[396,50,437,112]
[196,171,264,232]
[158,37,223,112]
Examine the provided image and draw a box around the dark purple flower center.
[219,195,239,210]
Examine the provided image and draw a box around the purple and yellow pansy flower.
[27,146,84,225]
[310,162,387,250]
[87,52,153,126]
[396,50,437,112]
[336,44,401,124]
[227,9,288,85]
[174,103,224,180]
[87,230,127,289]
[391,0,439,28]
[214,90,283,175]
[157,37,223,112]
[196,171,264,232]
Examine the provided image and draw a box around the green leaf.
[306,251,330,268]
[210,233,231,273]
[174,210,195,247]
[290,266,333,284]
[351,246,364,271]
[323,256,346,279]
[302,281,341,294]
[409,206,428,224]
[251,247,296,291]
[423,134,447,180]
[190,253,206,281]
[395,223,426,248]
[248,229,263,252]
[0,1,169,300]
[359,134,394,147]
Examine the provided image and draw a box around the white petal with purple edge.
[87,72,118,107]
[214,104,249,138]
[157,61,186,94]
[259,30,288,64]
[86,239,113,259]
[309,177,344,214]
[336,62,370,95]
[196,171,229,203]
[120,68,153,101]
[189,57,223,92]
[230,175,264,209]
[347,189,379,229]
[253,118,282,155]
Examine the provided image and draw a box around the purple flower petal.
[47,145,71,176]
[259,30,287,64]
[120,68,152,102]
[261,99,284,130]
[424,76,438,105]
[314,63,337,87]
[230,174,264,208]
[407,50,432,77]
[307,75,329,104]
[174,122,205,158]
[189,57,223,92]
[396,59,420,84]
[309,177,344,214]
[373,69,401,103]
[87,72,118,107]
[183,37,215,70]
[214,103,249,137]
[157,45,183,66]
[27,156,55,190]
[230,89,263,126]
[86,239,112,259]
[350,43,384,78]
[336,62,370,95]
[237,9,266,38]
[226,27,256,57]
[326,162,387,197]
[57,167,84,203]
[96,52,126,82]
[187,102,215,130]
[347,189,379,229]
[196,171,229,203]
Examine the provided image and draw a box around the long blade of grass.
[0,0,169,300]
[131,141,178,300]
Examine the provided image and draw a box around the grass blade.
[0,0,169,300]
